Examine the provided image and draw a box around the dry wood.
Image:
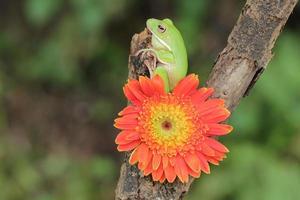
[115,0,298,199]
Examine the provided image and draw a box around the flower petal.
[162,155,169,169]
[152,75,166,95]
[184,153,201,173]
[123,85,140,105]
[206,124,233,136]
[214,151,227,160]
[191,87,214,105]
[114,122,137,130]
[196,152,210,174]
[115,131,139,145]
[152,162,164,181]
[137,143,151,170]
[118,105,140,116]
[199,143,216,157]
[117,140,141,152]
[152,153,161,170]
[174,155,189,183]
[128,80,146,101]
[142,150,153,171]
[144,159,153,176]
[159,173,166,183]
[205,156,220,165]
[197,99,225,114]
[169,156,176,166]
[114,116,138,130]
[125,131,140,140]
[187,165,201,178]
[139,76,155,97]
[164,165,176,183]
[114,115,138,125]
[203,108,231,123]
[129,148,139,165]
[173,74,199,97]
[115,131,128,145]
[205,137,229,153]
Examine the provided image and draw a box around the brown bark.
[115,0,298,199]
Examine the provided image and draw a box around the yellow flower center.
[138,94,203,156]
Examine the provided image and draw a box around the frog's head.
[146,18,181,51]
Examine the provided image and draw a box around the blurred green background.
[0,0,299,199]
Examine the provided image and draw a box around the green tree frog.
[137,18,188,92]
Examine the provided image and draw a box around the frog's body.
[140,18,188,91]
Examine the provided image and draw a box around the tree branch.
[115,0,298,199]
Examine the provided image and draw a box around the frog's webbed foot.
[135,49,157,78]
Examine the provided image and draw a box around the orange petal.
[125,131,140,140]
[199,143,216,157]
[203,109,231,123]
[164,165,176,183]
[114,122,137,130]
[205,137,229,153]
[115,131,139,145]
[206,124,233,136]
[196,152,210,174]
[159,173,166,183]
[169,156,176,166]
[114,116,138,125]
[197,99,225,114]
[115,131,128,145]
[205,156,220,165]
[162,155,169,169]
[139,76,155,97]
[143,159,153,176]
[191,87,214,105]
[213,151,227,160]
[173,74,199,97]
[184,153,201,173]
[152,75,166,95]
[174,155,189,183]
[138,161,143,169]
[123,85,140,105]
[129,148,139,165]
[120,112,139,119]
[144,150,153,170]
[152,162,164,181]
[127,80,146,102]
[118,105,140,116]
[152,153,161,170]
[137,143,150,170]
[114,116,138,130]
[117,140,141,152]
[187,165,201,178]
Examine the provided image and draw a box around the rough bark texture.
[115,0,298,199]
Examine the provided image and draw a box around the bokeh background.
[0,0,299,199]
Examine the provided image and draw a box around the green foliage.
[25,0,63,27]
[0,136,116,200]
[187,144,300,200]
[176,0,211,53]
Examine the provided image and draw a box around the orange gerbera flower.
[114,74,232,183]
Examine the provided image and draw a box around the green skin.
[142,18,188,92]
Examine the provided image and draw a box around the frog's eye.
[158,24,166,33]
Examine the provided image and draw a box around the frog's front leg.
[154,65,170,92]
[135,48,175,77]
[152,49,175,92]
